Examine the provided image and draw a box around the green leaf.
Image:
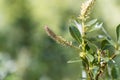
[86,19,97,27]
[88,22,103,32]
[105,37,115,46]
[103,45,113,51]
[74,21,82,35]
[116,24,120,44]
[67,60,82,63]
[86,53,94,62]
[101,39,113,50]
[92,66,99,77]
[111,67,118,79]
[101,40,109,47]
[114,53,120,66]
[115,50,120,55]
[69,25,82,44]
[101,27,116,46]
[101,39,109,50]
[85,44,90,51]
[102,57,110,62]
[87,40,97,52]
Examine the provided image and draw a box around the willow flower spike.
[79,0,95,20]
[45,26,80,50]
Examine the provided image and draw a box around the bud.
[79,52,86,59]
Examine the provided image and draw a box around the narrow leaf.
[102,57,109,62]
[101,39,112,50]
[69,25,82,43]
[105,37,115,46]
[88,22,103,32]
[114,54,120,66]
[74,20,82,35]
[67,60,82,63]
[111,67,118,79]
[102,45,113,50]
[95,23,103,29]
[102,27,115,46]
[86,19,97,27]
[116,24,120,43]
[86,53,94,62]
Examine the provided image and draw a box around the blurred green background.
[0,0,120,80]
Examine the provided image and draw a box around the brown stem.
[110,54,117,60]
[95,70,102,80]
[88,70,94,80]
[95,52,117,80]
[95,62,107,80]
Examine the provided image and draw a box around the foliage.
[0,0,120,80]
[45,0,120,80]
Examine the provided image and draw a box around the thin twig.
[95,62,107,80]
[95,53,117,80]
